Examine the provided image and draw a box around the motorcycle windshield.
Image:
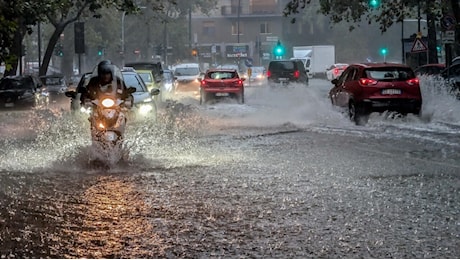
[91,64,124,98]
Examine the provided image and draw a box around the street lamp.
[121,11,126,67]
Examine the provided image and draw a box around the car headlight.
[80,106,92,114]
[139,104,153,115]
[143,97,152,103]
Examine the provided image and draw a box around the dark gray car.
[267,59,309,86]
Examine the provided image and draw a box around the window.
[260,22,270,34]
[232,21,243,35]
[202,21,215,36]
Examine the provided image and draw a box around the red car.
[199,69,245,104]
[329,63,422,125]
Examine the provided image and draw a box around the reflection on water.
[60,175,166,258]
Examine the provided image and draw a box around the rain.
[1,0,459,258]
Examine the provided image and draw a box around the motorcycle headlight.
[101,98,115,108]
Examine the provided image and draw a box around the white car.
[172,63,202,93]
[326,63,348,81]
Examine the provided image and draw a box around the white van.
[172,63,202,93]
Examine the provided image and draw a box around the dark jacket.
[80,76,131,104]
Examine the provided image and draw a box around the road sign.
[441,15,456,30]
[442,30,455,44]
[410,38,428,53]
[244,58,253,67]
[266,36,278,42]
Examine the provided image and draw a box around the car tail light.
[293,70,300,78]
[406,78,419,85]
[201,79,207,87]
[237,79,243,85]
[334,68,339,74]
[359,78,378,86]
[267,70,271,77]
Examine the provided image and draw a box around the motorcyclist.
[80,60,133,107]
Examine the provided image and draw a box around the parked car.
[39,74,68,102]
[414,63,446,76]
[0,75,48,109]
[199,68,245,104]
[267,59,309,87]
[329,63,422,125]
[172,63,202,93]
[247,66,266,86]
[440,63,460,99]
[326,63,348,81]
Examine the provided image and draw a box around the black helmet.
[97,60,113,76]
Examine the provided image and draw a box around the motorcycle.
[65,78,136,165]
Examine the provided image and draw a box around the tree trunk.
[39,24,65,76]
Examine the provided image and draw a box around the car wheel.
[349,101,369,126]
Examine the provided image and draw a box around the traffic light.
[273,40,285,57]
[155,44,163,55]
[369,0,380,8]
[55,43,63,56]
[379,47,388,56]
[191,48,198,57]
[97,46,104,56]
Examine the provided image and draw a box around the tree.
[37,0,143,76]
[0,0,47,75]
[283,0,460,64]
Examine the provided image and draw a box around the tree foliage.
[283,0,460,63]
[0,0,217,75]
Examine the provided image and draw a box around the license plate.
[381,89,401,95]
[215,93,229,97]
[4,103,14,108]
[279,78,289,81]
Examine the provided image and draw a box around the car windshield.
[251,67,265,74]
[207,71,237,79]
[270,61,295,71]
[42,77,64,85]
[138,72,153,83]
[365,67,415,80]
[163,71,172,80]
[0,78,21,90]
[175,67,200,76]
[123,73,147,92]
[0,77,35,90]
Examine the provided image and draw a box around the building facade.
[190,0,306,68]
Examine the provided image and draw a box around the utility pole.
[237,0,241,44]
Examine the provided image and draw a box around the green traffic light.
[98,51,102,56]
[380,48,388,55]
[275,47,283,55]
[273,41,285,57]
[369,0,380,8]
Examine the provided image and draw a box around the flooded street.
[0,79,459,258]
